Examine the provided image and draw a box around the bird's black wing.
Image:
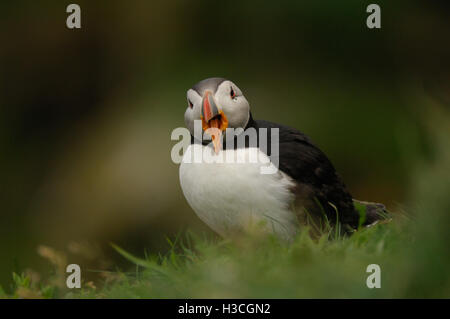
[254,119,360,229]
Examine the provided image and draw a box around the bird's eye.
[230,87,236,99]
[188,100,193,108]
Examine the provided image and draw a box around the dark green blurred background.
[0,1,449,288]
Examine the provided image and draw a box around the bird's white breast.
[179,144,299,241]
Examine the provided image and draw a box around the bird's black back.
[251,117,360,229]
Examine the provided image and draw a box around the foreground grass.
[65,215,445,298]
[96,224,403,298]
[3,213,449,299]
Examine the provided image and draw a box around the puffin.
[180,77,386,241]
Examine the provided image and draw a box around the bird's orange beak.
[201,91,228,153]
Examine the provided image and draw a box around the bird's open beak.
[201,91,228,154]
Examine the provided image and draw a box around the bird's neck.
[245,112,258,130]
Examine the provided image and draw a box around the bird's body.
[180,77,386,241]
[180,143,299,241]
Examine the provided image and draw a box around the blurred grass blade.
[110,243,169,277]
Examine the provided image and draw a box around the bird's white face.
[184,78,250,153]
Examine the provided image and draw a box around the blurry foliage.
[0,0,449,293]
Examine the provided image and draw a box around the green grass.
[0,214,433,299]
[57,211,444,299]
[97,222,408,298]
[3,184,449,300]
